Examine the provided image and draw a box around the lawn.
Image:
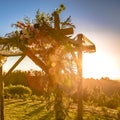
[4,99,119,120]
[5,99,55,120]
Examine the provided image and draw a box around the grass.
[5,99,55,120]
[4,99,118,120]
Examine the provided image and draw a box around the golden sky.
[1,0,120,80]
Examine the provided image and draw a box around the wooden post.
[77,34,83,120]
[52,11,65,120]
[0,55,26,120]
[0,66,4,120]
[52,11,60,30]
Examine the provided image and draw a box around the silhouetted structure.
[0,5,95,120]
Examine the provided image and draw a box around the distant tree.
[26,70,48,95]
[4,70,28,87]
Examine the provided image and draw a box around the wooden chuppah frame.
[0,8,96,120]
[0,35,95,120]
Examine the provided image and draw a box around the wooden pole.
[77,34,83,120]
[0,66,4,120]
[52,11,65,120]
[0,55,25,120]
[52,11,60,30]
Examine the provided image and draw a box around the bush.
[105,93,120,109]
[105,98,118,109]
[4,85,32,99]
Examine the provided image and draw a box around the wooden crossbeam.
[3,54,26,80]
[25,49,48,73]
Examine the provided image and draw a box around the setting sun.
[83,52,119,79]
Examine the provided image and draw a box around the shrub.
[105,93,120,109]
[105,98,118,109]
[31,95,39,101]
[4,85,32,99]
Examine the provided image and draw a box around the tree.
[4,70,28,87]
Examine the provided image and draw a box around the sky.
[0,0,120,80]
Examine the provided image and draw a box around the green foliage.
[23,16,31,24]
[55,4,66,14]
[61,16,75,29]
[35,9,52,27]
[4,70,28,87]
[31,95,40,101]
[81,78,120,109]
[4,84,32,99]
[81,87,107,106]
[105,93,120,109]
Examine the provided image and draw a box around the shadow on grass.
[23,103,54,120]
[39,111,54,120]
[4,99,24,106]
[24,104,46,116]
[14,101,30,107]
[28,101,43,108]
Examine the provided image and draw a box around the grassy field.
[5,99,55,120]
[4,99,119,120]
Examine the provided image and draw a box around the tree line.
[4,70,120,109]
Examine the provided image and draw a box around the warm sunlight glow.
[3,53,120,80]
[83,52,119,79]
[74,29,120,80]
